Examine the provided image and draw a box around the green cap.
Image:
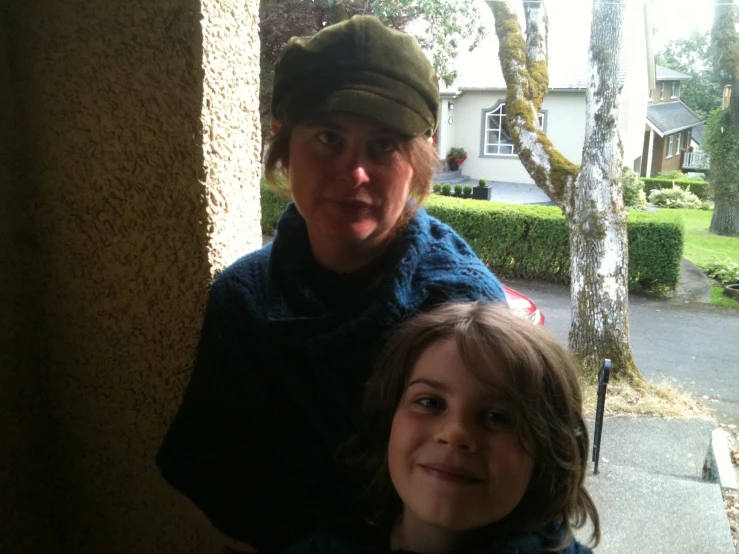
[272,16,440,137]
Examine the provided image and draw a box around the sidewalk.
[575,416,736,553]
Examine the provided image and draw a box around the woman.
[157,15,506,553]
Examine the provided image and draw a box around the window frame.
[671,81,678,99]
[676,132,681,154]
[480,101,547,158]
[660,82,665,100]
[666,134,674,158]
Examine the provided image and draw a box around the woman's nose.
[434,415,478,453]
[335,146,371,187]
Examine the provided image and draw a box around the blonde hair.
[350,302,600,551]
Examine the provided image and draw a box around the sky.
[466,0,717,52]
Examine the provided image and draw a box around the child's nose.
[434,416,478,453]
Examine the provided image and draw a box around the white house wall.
[448,90,586,184]
[437,98,456,170]
[618,1,649,169]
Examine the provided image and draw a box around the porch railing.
[683,148,710,170]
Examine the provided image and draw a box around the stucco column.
[1,1,261,553]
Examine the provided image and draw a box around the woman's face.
[285,114,415,250]
[388,338,534,532]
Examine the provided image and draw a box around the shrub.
[424,195,683,293]
[648,184,702,209]
[441,183,452,195]
[453,184,464,196]
[701,259,739,285]
[432,183,442,194]
[260,180,290,234]
[642,178,710,200]
[621,166,647,211]
[478,178,487,187]
[259,182,684,293]
[463,185,473,197]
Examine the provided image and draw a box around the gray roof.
[691,124,705,145]
[656,65,692,81]
[646,101,703,135]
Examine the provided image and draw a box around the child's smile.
[387,337,534,535]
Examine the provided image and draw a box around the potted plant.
[462,185,473,198]
[446,147,468,171]
[453,184,464,196]
[441,183,452,196]
[432,183,442,194]
[473,177,492,201]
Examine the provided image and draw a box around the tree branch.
[524,1,548,110]
[488,0,578,205]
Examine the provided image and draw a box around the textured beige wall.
[3,0,261,552]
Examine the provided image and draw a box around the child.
[283,302,600,554]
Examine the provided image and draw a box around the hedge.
[642,178,710,200]
[259,183,684,292]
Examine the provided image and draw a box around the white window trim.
[666,135,674,158]
[676,132,681,154]
[481,101,545,157]
[660,82,665,100]
[671,82,678,99]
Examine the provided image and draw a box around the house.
[435,0,651,187]
[641,65,705,176]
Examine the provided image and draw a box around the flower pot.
[724,284,739,300]
[448,161,459,171]
[472,185,492,201]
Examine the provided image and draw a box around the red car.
[503,285,545,326]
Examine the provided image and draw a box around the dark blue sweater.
[157,204,505,552]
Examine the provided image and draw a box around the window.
[671,82,678,98]
[648,88,653,101]
[483,102,545,156]
[676,132,681,154]
[667,134,674,158]
[660,82,665,100]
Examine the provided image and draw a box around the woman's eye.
[317,131,342,147]
[415,397,445,411]
[371,137,398,155]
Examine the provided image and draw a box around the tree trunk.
[490,0,643,382]
[709,196,739,235]
[708,0,739,237]
[566,1,643,383]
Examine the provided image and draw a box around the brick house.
[641,65,705,176]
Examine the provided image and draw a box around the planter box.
[724,284,739,300]
[472,185,492,201]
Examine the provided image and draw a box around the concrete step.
[576,464,734,554]
[575,416,735,554]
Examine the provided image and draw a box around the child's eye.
[483,410,512,428]
[415,396,445,411]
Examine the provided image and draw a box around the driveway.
[506,278,739,425]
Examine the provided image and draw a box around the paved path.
[505,278,739,425]
[575,417,735,554]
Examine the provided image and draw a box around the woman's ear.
[271,119,282,136]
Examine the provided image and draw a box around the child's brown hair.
[350,302,600,550]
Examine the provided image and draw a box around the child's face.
[387,337,534,532]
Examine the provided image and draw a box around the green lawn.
[668,209,739,266]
